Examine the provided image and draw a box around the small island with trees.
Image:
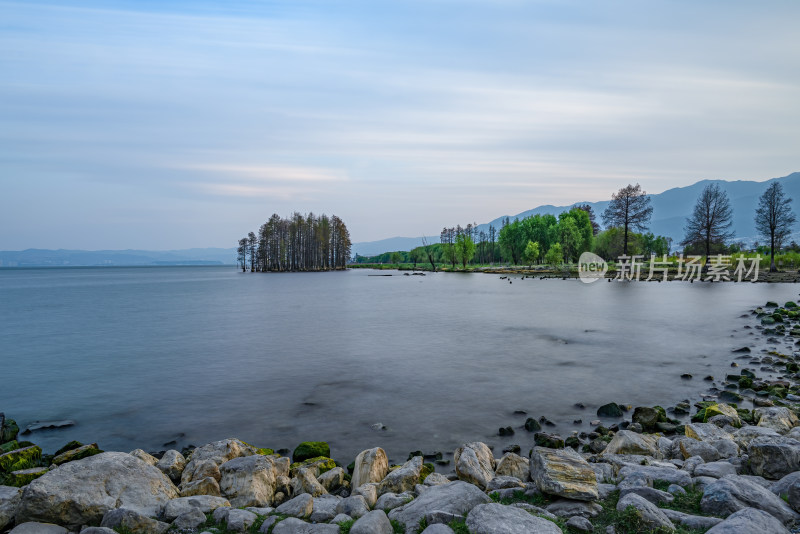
[237,212,351,272]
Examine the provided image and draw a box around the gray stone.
[9,523,68,534]
[331,513,352,524]
[603,430,660,457]
[226,509,258,532]
[667,484,686,495]
[661,509,722,530]
[616,493,674,531]
[245,506,274,515]
[219,455,278,507]
[351,448,389,490]
[530,447,598,501]
[182,439,256,486]
[336,495,370,519]
[15,452,178,530]
[291,467,327,497]
[276,493,313,518]
[565,516,593,532]
[712,438,740,459]
[0,485,21,531]
[454,442,495,490]
[350,509,393,534]
[317,467,344,492]
[749,436,800,479]
[180,475,222,498]
[694,461,737,479]
[172,509,207,530]
[377,456,422,496]
[509,502,555,519]
[424,509,464,524]
[421,526,455,534]
[271,517,340,534]
[619,486,674,505]
[129,449,158,466]
[156,450,186,483]
[309,495,340,522]
[598,483,617,500]
[679,439,721,462]
[466,502,562,534]
[618,465,692,487]
[486,476,525,492]
[693,476,719,491]
[544,498,602,518]
[163,495,231,521]
[685,423,734,442]
[375,491,414,511]
[733,425,782,448]
[101,508,169,534]
[706,507,791,534]
[388,481,490,532]
[423,473,450,486]
[701,474,799,524]
[351,483,377,508]
[494,453,529,482]
[590,462,615,484]
[681,455,705,476]
[771,471,800,497]
[756,407,799,434]
[80,528,118,534]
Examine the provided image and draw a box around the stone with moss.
[703,404,741,427]
[0,441,18,454]
[5,466,49,487]
[292,441,330,463]
[290,456,336,476]
[420,462,434,483]
[53,440,83,457]
[0,445,41,473]
[0,419,19,444]
[596,403,623,417]
[52,443,102,465]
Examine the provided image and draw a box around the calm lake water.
[1,266,798,464]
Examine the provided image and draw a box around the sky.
[1,0,799,249]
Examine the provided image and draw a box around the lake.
[1,266,797,465]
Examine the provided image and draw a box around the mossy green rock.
[0,445,41,473]
[420,462,434,483]
[292,441,330,463]
[290,456,335,476]
[5,466,48,487]
[0,419,19,444]
[767,301,779,307]
[596,403,623,417]
[256,447,275,456]
[762,316,777,325]
[54,440,83,457]
[786,301,798,308]
[772,313,784,323]
[0,441,19,454]
[52,443,102,465]
[534,432,565,449]
[703,404,741,427]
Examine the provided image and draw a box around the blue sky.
[1,0,799,249]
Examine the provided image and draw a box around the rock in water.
[15,452,178,530]
[454,442,495,489]
[292,442,330,463]
[530,447,598,501]
[219,455,278,507]
[596,403,623,417]
[350,448,389,489]
[466,503,562,534]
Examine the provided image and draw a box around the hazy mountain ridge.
[352,171,800,257]
[0,248,237,267]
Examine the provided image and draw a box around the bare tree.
[681,183,735,266]
[420,236,437,271]
[755,182,797,272]
[601,184,653,256]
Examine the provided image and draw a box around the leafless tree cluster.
[238,212,351,272]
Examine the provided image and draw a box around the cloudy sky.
[1,0,798,249]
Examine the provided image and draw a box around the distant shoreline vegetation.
[237,212,351,272]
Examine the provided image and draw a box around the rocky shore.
[4,299,800,534]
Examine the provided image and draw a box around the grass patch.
[657,485,705,517]
[588,490,707,534]
[338,519,355,533]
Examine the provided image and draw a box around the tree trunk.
[771,231,777,272]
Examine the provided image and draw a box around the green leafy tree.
[602,184,653,255]
[455,234,476,269]
[390,251,403,265]
[544,242,564,265]
[498,218,527,264]
[755,182,797,272]
[409,247,426,269]
[523,241,540,266]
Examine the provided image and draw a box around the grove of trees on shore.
[237,212,351,272]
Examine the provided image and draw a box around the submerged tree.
[681,183,734,266]
[602,184,653,256]
[755,182,796,272]
[237,237,248,272]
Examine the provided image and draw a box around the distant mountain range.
[352,171,800,257]
[0,248,237,268]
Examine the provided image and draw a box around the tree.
[544,243,563,265]
[247,232,257,272]
[237,237,248,272]
[523,241,540,266]
[498,219,526,264]
[574,204,600,235]
[454,234,476,269]
[409,247,426,269]
[420,237,437,271]
[440,227,456,269]
[390,251,403,265]
[602,184,653,256]
[755,182,797,272]
[681,183,735,267]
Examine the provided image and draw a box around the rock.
[377,456,421,496]
[685,423,734,442]
[524,418,542,432]
[597,403,623,417]
[15,452,178,530]
[0,445,41,472]
[246,506,274,515]
[616,493,674,531]
[694,461,737,479]
[787,481,800,513]
[566,516,593,532]
[661,509,722,530]
[619,486,674,505]
[292,442,330,463]
[0,486,21,531]
[129,449,158,466]
[331,513,352,524]
[181,439,256,486]
[276,493,313,518]
[423,473,450,486]
[351,484,378,507]
[757,407,799,434]
[632,407,661,430]
[598,483,616,500]
[486,476,525,492]
[317,467,344,492]
[706,507,791,533]
[172,509,207,530]
[100,508,169,534]
[4,466,44,487]
[494,453,529,481]
[163,495,231,521]
[529,447,598,501]
[679,438,721,462]
[701,474,799,524]
[350,509,393,534]
[290,457,336,478]
[291,467,327,497]
[225,508,258,532]
[180,476,221,497]
[0,418,19,444]
[421,525,455,534]
[9,523,68,534]
[80,528,118,534]
[181,459,222,489]
[712,439,740,459]
[705,404,742,427]
[618,465,692,487]
[351,448,389,489]
[770,471,800,497]
[271,517,340,534]
[748,436,800,479]
[603,430,660,457]
[466,502,562,534]
[424,509,464,524]
[336,495,370,519]
[375,492,413,511]
[387,481,490,532]
[52,443,102,466]
[534,432,564,449]
[156,450,186,483]
[309,495,340,522]
[454,442,495,489]
[544,498,602,518]
[219,455,278,507]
